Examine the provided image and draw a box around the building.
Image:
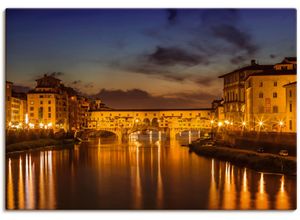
[27,74,69,131]
[5,81,13,127]
[244,58,296,131]
[211,99,224,123]
[283,81,296,133]
[10,92,27,126]
[218,60,273,128]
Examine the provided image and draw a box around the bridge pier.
[188,130,192,144]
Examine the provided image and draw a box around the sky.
[6,9,296,109]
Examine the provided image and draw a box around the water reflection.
[7,159,14,209]
[255,173,269,210]
[240,168,251,209]
[6,133,296,210]
[275,176,290,210]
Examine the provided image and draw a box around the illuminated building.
[11,92,27,125]
[6,81,13,127]
[244,57,296,131]
[211,99,224,123]
[283,81,296,133]
[218,60,273,129]
[27,74,69,131]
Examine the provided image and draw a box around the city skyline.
[6,9,296,109]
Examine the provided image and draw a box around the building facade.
[6,81,13,127]
[244,59,296,132]
[218,60,273,128]
[27,74,69,131]
[10,92,27,125]
[284,82,296,133]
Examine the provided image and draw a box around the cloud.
[270,54,277,59]
[166,9,178,25]
[49,72,64,77]
[12,84,32,93]
[92,88,219,109]
[230,55,247,64]
[146,46,208,66]
[211,24,259,56]
[72,80,82,85]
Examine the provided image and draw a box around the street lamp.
[279,120,284,132]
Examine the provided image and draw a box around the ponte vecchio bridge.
[86,108,213,143]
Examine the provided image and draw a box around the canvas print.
[5,9,296,210]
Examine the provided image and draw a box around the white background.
[0,0,299,220]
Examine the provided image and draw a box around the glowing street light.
[218,122,223,127]
[224,120,229,125]
[242,121,246,126]
[210,120,214,125]
[39,123,44,129]
[279,121,284,127]
[258,121,264,127]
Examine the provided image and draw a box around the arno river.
[6,132,296,210]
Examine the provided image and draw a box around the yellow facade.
[245,74,296,132]
[27,92,69,130]
[6,81,13,127]
[11,97,27,124]
[284,82,296,132]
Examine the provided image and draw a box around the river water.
[6,132,296,210]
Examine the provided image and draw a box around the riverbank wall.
[189,143,296,175]
[220,131,296,156]
[6,138,76,153]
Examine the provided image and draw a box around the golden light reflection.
[208,159,218,209]
[240,168,251,209]
[28,155,35,209]
[255,173,269,210]
[275,175,290,210]
[18,157,25,209]
[222,163,236,209]
[47,151,56,209]
[132,141,142,208]
[39,152,45,209]
[156,140,163,208]
[7,159,15,209]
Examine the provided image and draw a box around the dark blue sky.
[6,9,296,108]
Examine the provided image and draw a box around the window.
[30,107,34,111]
[48,113,51,118]
[273,92,277,98]
[274,81,277,87]
[290,103,292,112]
[289,120,292,130]
[259,82,263,87]
[259,92,263,98]
[48,106,51,112]
[30,113,34,117]
[38,107,43,119]
[40,101,43,105]
[273,106,278,113]
[48,100,51,104]
[289,90,292,97]
[39,95,44,98]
